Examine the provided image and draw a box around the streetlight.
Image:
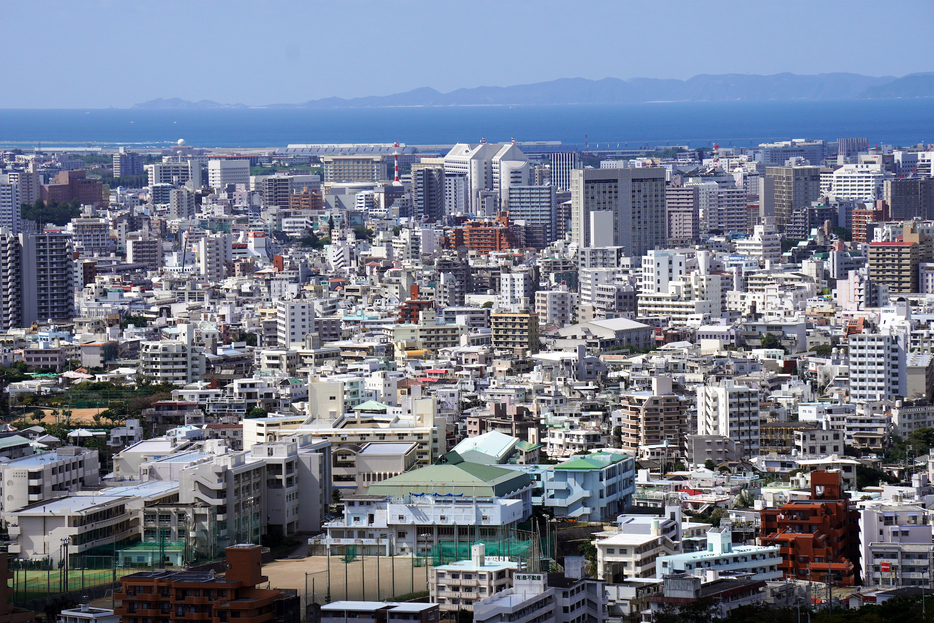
[60,537,71,594]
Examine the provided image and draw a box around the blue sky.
[0,0,931,108]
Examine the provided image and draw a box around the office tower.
[507,185,557,244]
[665,185,700,243]
[19,232,75,325]
[113,149,143,177]
[277,299,315,347]
[411,162,445,220]
[0,183,21,235]
[208,159,250,190]
[837,137,868,163]
[0,171,39,208]
[443,142,529,214]
[570,167,666,259]
[549,152,581,191]
[764,165,822,232]
[756,139,827,166]
[169,187,196,219]
[320,155,388,183]
[884,178,934,220]
[0,229,21,331]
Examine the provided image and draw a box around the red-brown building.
[852,200,889,244]
[115,545,299,623]
[398,284,434,324]
[442,213,517,252]
[40,170,104,207]
[759,470,861,585]
[289,189,323,212]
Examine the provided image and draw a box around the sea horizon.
[0,98,932,150]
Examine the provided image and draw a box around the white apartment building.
[197,234,227,281]
[637,272,722,325]
[276,299,315,347]
[735,223,782,266]
[656,525,780,581]
[640,249,687,295]
[429,545,516,613]
[498,270,536,312]
[208,159,250,190]
[535,287,574,328]
[473,574,556,623]
[0,447,100,512]
[697,379,760,457]
[545,427,603,460]
[146,161,195,187]
[849,330,907,402]
[139,324,205,385]
[860,504,934,588]
[595,516,681,580]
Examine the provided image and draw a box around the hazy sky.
[1,0,931,108]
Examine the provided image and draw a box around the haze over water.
[0,99,932,149]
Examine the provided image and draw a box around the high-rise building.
[764,165,822,231]
[145,161,192,187]
[837,137,868,163]
[884,177,934,220]
[40,170,103,207]
[19,232,75,325]
[0,183,21,235]
[491,312,539,354]
[112,149,143,177]
[549,151,581,191]
[617,376,688,457]
[207,159,250,190]
[570,167,666,259]
[126,233,161,271]
[0,170,39,209]
[827,163,887,201]
[256,175,292,207]
[665,185,699,243]
[507,185,556,244]
[0,229,21,331]
[197,234,227,281]
[443,143,529,214]
[848,330,906,402]
[169,187,196,219]
[867,230,931,293]
[696,379,760,457]
[411,162,445,220]
[277,299,316,347]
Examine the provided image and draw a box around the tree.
[809,344,834,357]
[331,488,342,504]
[832,226,852,242]
[651,597,718,623]
[671,461,687,472]
[353,226,374,241]
[121,314,150,329]
[760,333,782,350]
[243,332,257,347]
[248,407,268,419]
[31,408,45,422]
[704,459,717,470]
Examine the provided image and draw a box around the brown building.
[868,233,932,294]
[491,311,539,354]
[288,188,323,212]
[759,470,861,585]
[665,185,700,243]
[617,377,688,457]
[40,170,104,207]
[115,545,299,623]
[884,177,934,221]
[443,213,517,252]
[759,421,819,454]
[852,201,889,244]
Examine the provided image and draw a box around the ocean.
[0,99,932,150]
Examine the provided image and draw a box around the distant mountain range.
[133,72,934,110]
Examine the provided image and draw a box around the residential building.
[507,185,557,245]
[321,155,388,183]
[696,379,760,457]
[549,151,581,192]
[759,470,861,585]
[491,312,539,354]
[429,545,516,613]
[276,299,315,347]
[207,159,250,189]
[20,232,75,325]
[543,451,635,521]
[115,545,300,623]
[859,504,934,589]
[113,149,143,177]
[617,377,688,457]
[665,185,700,243]
[849,330,907,402]
[0,183,21,235]
[411,162,445,220]
[139,324,205,385]
[764,165,822,231]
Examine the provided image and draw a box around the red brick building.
[852,200,889,244]
[759,470,861,585]
[40,170,104,207]
[115,545,299,623]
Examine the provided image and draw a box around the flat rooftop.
[153,451,210,464]
[359,442,416,455]
[99,480,180,498]
[6,451,73,467]
[17,495,127,515]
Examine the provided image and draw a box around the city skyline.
[0,0,930,108]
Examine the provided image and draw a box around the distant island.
[133,72,934,110]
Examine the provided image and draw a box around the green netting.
[341,545,357,563]
[429,537,534,567]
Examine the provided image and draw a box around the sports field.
[263,555,430,606]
